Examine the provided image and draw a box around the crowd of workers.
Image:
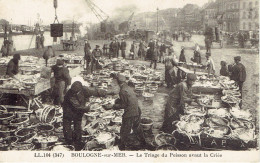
[172,31,192,42]
[0,30,248,151]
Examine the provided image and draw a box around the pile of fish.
[173,75,256,145]
[194,75,239,90]
[81,96,125,150]
[83,59,163,98]
[0,74,43,90]
[59,53,83,64]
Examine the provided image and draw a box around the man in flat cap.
[91,45,103,73]
[230,56,246,97]
[51,59,71,105]
[161,73,200,134]
[62,81,115,150]
[112,74,150,150]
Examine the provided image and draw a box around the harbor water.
[0,32,74,51]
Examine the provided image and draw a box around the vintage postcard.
[0,0,259,162]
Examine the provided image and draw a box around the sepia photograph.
[0,0,259,161]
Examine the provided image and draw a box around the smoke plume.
[111,4,139,24]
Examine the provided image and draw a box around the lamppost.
[157,7,159,33]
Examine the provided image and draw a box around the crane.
[84,0,115,39]
[85,0,109,22]
[128,12,135,29]
[118,12,135,34]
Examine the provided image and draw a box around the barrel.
[35,105,56,123]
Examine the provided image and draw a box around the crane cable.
[53,0,59,24]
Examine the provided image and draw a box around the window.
[249,22,252,30]
[243,11,246,18]
[243,2,246,9]
[243,22,246,29]
[249,2,252,8]
[255,11,259,18]
[256,1,258,6]
[249,11,252,19]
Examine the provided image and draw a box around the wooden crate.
[34,79,51,95]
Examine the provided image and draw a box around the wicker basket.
[11,143,35,151]
[140,117,153,131]
[154,132,176,146]
[10,117,30,127]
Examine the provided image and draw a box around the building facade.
[213,0,259,32]
[239,0,259,31]
[204,2,218,28]
[177,4,203,31]
[222,0,240,32]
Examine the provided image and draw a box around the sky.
[0,0,209,25]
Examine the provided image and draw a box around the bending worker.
[51,59,71,105]
[161,73,199,134]
[62,81,115,150]
[6,53,21,77]
[112,74,153,150]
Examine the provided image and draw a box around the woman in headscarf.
[220,61,229,76]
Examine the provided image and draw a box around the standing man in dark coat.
[84,39,92,69]
[51,59,71,105]
[91,45,103,72]
[177,46,186,83]
[112,74,150,150]
[116,39,120,58]
[150,41,159,69]
[6,53,20,77]
[138,40,146,60]
[238,32,245,48]
[146,39,155,60]
[109,40,113,59]
[205,37,212,53]
[164,48,178,88]
[230,56,246,96]
[36,35,41,49]
[40,34,45,48]
[161,73,199,134]
[62,81,115,150]
[159,43,166,63]
[120,39,126,59]
[111,39,118,58]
